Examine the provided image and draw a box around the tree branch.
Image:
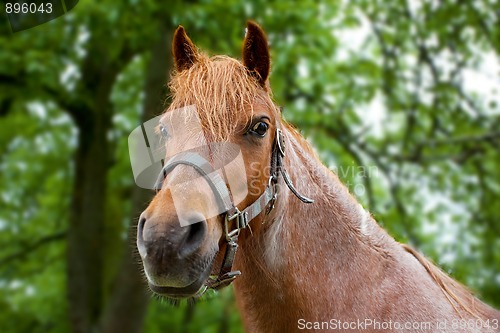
[0,230,66,266]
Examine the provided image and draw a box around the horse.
[135,21,500,332]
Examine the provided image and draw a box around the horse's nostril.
[179,220,207,258]
[137,215,147,258]
[136,211,207,261]
[138,216,147,240]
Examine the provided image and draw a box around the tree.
[0,1,498,333]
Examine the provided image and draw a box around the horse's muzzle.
[137,210,211,294]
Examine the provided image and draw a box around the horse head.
[136,21,284,299]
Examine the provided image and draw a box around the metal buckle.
[267,192,277,214]
[224,208,248,241]
[209,270,241,290]
[276,128,285,157]
[268,174,277,186]
[219,270,241,282]
[266,176,278,215]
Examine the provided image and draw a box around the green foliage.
[0,0,499,332]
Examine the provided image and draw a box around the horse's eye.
[159,125,169,138]
[250,121,269,137]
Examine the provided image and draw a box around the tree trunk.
[66,38,129,333]
[66,92,112,333]
[99,22,173,333]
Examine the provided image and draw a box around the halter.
[154,122,314,296]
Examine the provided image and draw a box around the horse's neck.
[233,126,500,332]
[262,128,386,271]
[233,126,396,331]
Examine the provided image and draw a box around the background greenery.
[0,0,498,332]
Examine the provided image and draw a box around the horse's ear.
[172,25,199,72]
[242,21,270,86]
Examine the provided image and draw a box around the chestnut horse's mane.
[167,54,276,141]
[166,52,488,321]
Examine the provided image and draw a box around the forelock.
[166,54,276,141]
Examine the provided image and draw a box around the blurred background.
[0,0,499,332]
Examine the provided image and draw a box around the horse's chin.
[148,262,212,299]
